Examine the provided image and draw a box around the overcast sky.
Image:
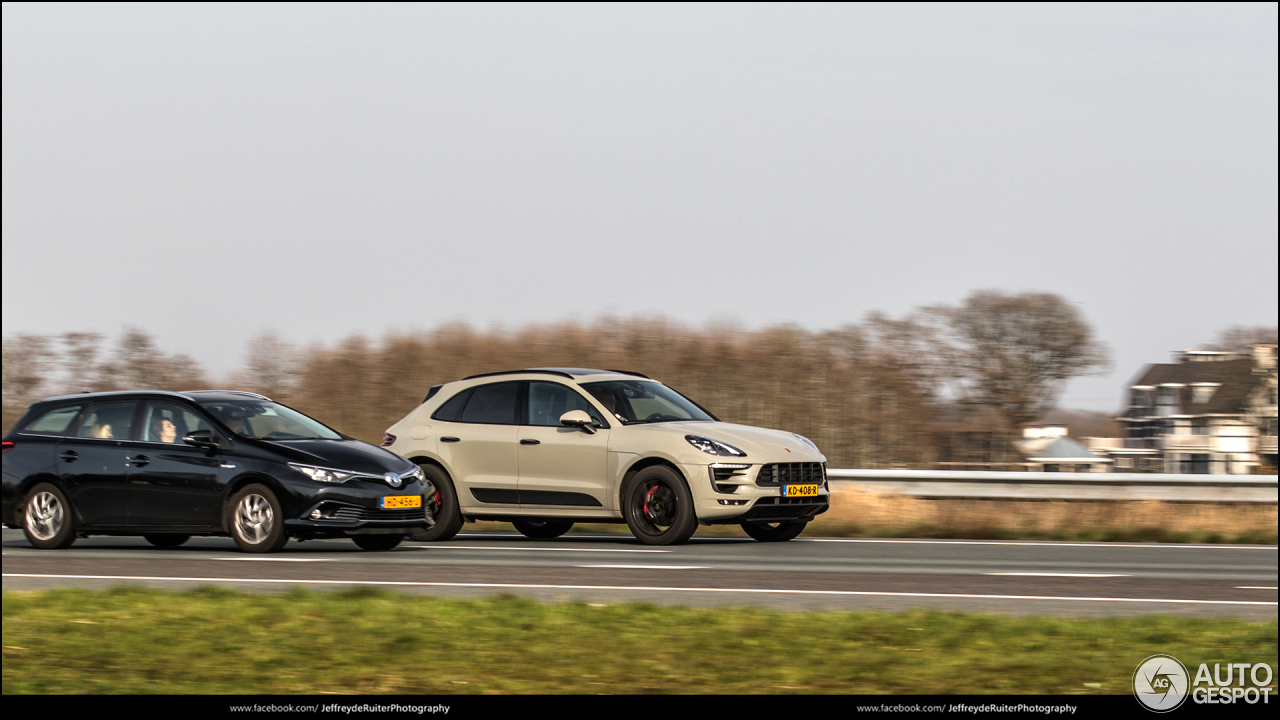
[3,3,1276,410]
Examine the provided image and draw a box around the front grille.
[330,506,425,523]
[755,462,825,487]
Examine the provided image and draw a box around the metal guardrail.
[827,469,1278,503]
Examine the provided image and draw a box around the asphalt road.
[3,528,1276,619]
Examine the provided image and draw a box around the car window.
[76,402,138,440]
[141,402,214,444]
[579,381,714,425]
[20,404,85,435]
[431,388,473,422]
[527,382,606,428]
[196,400,343,440]
[458,382,519,425]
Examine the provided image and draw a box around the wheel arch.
[616,456,688,508]
[15,474,75,525]
[220,472,286,533]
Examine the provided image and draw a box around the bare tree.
[2,334,56,432]
[95,327,208,391]
[59,332,105,394]
[234,332,300,400]
[1218,326,1278,353]
[928,290,1111,432]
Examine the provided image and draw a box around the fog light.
[310,509,322,519]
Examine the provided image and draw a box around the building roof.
[1018,435,1109,462]
[1123,357,1259,418]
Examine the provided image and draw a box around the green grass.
[3,587,1276,694]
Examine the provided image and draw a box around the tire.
[23,483,77,549]
[623,465,697,546]
[741,520,808,542]
[408,464,464,542]
[512,519,574,539]
[352,535,403,551]
[144,534,190,549]
[227,484,288,553]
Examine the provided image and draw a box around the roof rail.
[462,369,576,381]
[190,390,273,401]
[604,369,650,379]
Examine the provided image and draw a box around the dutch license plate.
[782,484,819,498]
[381,495,422,510]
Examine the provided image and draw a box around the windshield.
[196,399,343,440]
[579,380,714,425]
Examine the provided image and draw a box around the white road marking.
[985,573,1129,577]
[406,545,670,553]
[214,558,329,562]
[1236,586,1278,590]
[800,538,1279,550]
[4,573,1275,606]
[576,565,708,570]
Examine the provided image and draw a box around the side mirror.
[559,410,597,434]
[183,429,220,450]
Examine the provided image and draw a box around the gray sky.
[3,3,1277,411]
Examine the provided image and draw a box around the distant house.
[1086,344,1279,474]
[1018,426,1112,473]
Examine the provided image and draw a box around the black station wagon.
[1,390,430,552]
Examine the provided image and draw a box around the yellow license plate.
[381,495,422,509]
[782,484,819,498]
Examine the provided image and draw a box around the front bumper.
[279,477,431,537]
[682,461,832,524]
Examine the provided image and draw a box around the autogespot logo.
[1134,654,1190,712]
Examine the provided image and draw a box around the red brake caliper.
[643,486,660,521]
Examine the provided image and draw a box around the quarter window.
[20,405,84,435]
[431,389,473,422]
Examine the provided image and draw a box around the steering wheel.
[263,431,297,440]
[644,413,670,422]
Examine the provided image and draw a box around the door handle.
[59,450,79,462]
[127,455,151,467]
[519,439,541,445]
[440,437,461,443]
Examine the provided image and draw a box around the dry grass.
[802,486,1279,543]
[477,488,1278,544]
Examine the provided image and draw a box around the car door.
[517,382,612,509]
[126,401,227,527]
[433,382,521,508]
[57,400,139,525]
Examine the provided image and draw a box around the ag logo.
[1134,654,1190,712]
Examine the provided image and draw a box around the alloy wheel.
[235,493,275,544]
[26,491,64,541]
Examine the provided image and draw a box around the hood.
[252,438,416,475]
[625,421,826,462]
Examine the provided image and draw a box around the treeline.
[22,291,1250,468]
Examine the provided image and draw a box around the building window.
[1192,418,1210,436]
[1191,385,1219,404]
[1116,458,1133,469]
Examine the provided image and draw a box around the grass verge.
[3,587,1276,694]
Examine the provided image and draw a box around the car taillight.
[2,441,14,455]
[380,433,396,447]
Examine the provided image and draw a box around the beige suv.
[382,369,829,545]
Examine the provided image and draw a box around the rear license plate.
[381,495,422,509]
[782,484,819,498]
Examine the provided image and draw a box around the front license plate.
[381,495,422,509]
[782,484,819,498]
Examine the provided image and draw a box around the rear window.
[20,405,84,435]
[459,382,520,425]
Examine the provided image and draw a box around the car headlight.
[793,434,820,451]
[289,463,353,483]
[685,435,747,457]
